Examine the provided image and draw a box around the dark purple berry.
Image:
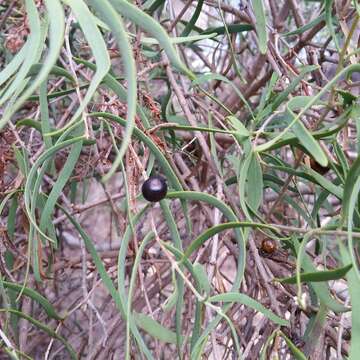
[141,176,167,202]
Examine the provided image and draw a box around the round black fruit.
[142,176,167,202]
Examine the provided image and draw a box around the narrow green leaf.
[342,155,360,282]
[28,63,75,82]
[92,112,182,191]
[192,74,254,118]
[181,0,204,36]
[201,23,253,36]
[339,242,360,360]
[256,64,360,154]
[159,201,185,354]
[109,0,194,79]
[238,151,254,220]
[39,140,83,245]
[208,293,289,326]
[288,96,328,167]
[2,282,63,320]
[247,152,263,212]
[166,191,246,289]
[15,119,95,145]
[0,39,30,87]
[166,191,250,357]
[193,263,211,295]
[77,59,150,128]
[0,0,42,109]
[40,81,53,151]
[1,0,64,129]
[184,222,277,259]
[260,330,278,360]
[227,115,251,140]
[342,155,360,222]
[252,0,268,54]
[0,309,76,359]
[133,313,180,344]
[283,13,325,36]
[126,232,154,359]
[325,0,340,51]
[58,205,154,359]
[139,33,217,44]
[280,331,307,360]
[162,271,178,312]
[143,0,165,14]
[277,263,352,284]
[87,0,137,182]
[293,237,349,313]
[268,165,343,199]
[48,0,110,135]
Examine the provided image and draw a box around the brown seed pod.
[261,239,277,254]
[295,149,330,175]
[309,157,330,175]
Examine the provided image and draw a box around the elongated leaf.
[260,330,278,360]
[159,202,185,351]
[181,0,204,36]
[15,119,95,145]
[0,0,42,108]
[0,309,76,359]
[109,0,194,79]
[192,74,254,118]
[93,112,182,190]
[193,263,211,295]
[269,165,343,199]
[77,59,150,128]
[256,64,360,154]
[126,232,154,358]
[238,151,254,220]
[325,0,340,51]
[165,191,246,288]
[184,221,277,259]
[1,0,64,129]
[133,313,180,344]
[293,237,349,313]
[283,13,325,36]
[0,39,30,87]
[341,155,360,223]
[339,242,360,360]
[261,105,350,152]
[208,292,288,326]
[342,155,360,281]
[252,0,268,54]
[2,282,63,320]
[201,23,253,36]
[139,33,217,44]
[247,152,263,212]
[288,96,328,167]
[39,81,53,152]
[277,263,352,284]
[87,1,137,182]
[39,141,83,245]
[166,191,248,358]
[49,0,110,135]
[258,65,318,122]
[143,0,166,14]
[280,331,307,360]
[23,137,84,246]
[58,205,154,359]
[28,63,75,82]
